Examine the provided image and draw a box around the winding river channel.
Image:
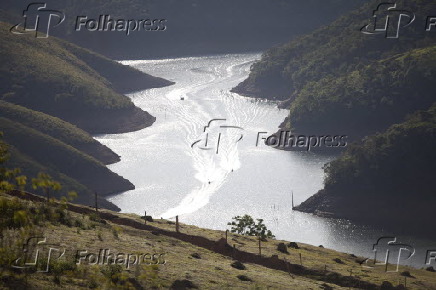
[95,53,435,268]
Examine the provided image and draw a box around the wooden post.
[324,265,327,273]
[225,230,228,243]
[258,236,261,256]
[284,257,293,278]
[404,276,407,288]
[299,253,302,265]
[291,191,294,210]
[385,251,390,272]
[144,211,147,225]
[94,192,98,213]
[176,215,179,233]
[233,244,236,258]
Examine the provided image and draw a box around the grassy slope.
[0,117,133,198]
[0,21,171,134]
[58,40,174,94]
[296,104,436,237]
[4,146,119,211]
[0,100,119,164]
[2,191,435,289]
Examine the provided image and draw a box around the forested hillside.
[234,0,436,236]
[1,0,364,59]
[296,105,436,237]
[0,20,173,209]
[234,0,436,102]
[0,22,172,134]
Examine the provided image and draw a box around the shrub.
[227,215,275,239]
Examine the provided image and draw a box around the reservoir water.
[95,53,435,268]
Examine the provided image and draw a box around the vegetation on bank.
[287,45,436,136]
[0,121,132,205]
[0,132,120,210]
[296,104,436,236]
[2,0,364,59]
[0,101,119,164]
[0,20,171,133]
[234,0,436,136]
[0,15,174,209]
[233,0,436,234]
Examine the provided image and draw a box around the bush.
[277,243,288,254]
[227,215,275,239]
[100,264,123,284]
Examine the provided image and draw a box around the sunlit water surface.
[95,54,435,268]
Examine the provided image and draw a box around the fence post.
[233,244,236,259]
[258,236,261,256]
[144,211,147,225]
[225,230,228,243]
[299,253,302,265]
[284,257,293,278]
[385,250,390,272]
[176,215,179,233]
[94,191,98,213]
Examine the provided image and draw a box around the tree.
[0,133,27,191]
[227,214,275,240]
[32,173,61,202]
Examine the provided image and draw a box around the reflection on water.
[96,54,435,268]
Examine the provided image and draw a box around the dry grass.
[1,193,435,289]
